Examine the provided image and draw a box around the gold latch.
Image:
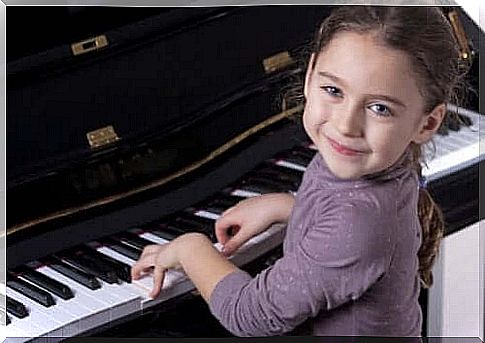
[87,125,120,149]
[263,51,295,74]
[71,35,109,56]
[447,10,471,60]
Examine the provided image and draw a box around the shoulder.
[313,181,398,230]
[298,184,397,264]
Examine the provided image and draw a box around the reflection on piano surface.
[4,4,483,341]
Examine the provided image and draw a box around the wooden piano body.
[4,5,483,340]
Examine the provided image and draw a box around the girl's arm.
[131,192,295,300]
[215,192,295,256]
[177,233,239,302]
[131,232,237,300]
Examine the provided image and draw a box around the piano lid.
[6,5,334,234]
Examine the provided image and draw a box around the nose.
[331,102,364,137]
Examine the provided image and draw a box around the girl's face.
[303,31,444,180]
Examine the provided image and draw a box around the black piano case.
[7,5,334,266]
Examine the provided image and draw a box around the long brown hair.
[285,6,471,288]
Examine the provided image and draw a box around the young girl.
[131,6,469,337]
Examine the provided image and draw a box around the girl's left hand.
[131,238,184,299]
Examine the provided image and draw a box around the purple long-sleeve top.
[208,149,423,337]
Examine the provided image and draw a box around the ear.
[304,53,316,99]
[411,103,447,144]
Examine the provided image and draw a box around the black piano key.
[14,265,74,300]
[6,272,55,307]
[262,161,304,178]
[41,256,101,290]
[6,296,28,318]
[178,213,215,230]
[81,245,132,283]
[447,115,461,131]
[254,174,299,192]
[6,314,11,325]
[437,123,449,135]
[102,238,142,261]
[168,217,203,233]
[458,113,473,126]
[291,146,317,160]
[55,250,119,284]
[160,221,191,235]
[239,178,288,194]
[248,175,297,192]
[115,232,153,250]
[255,166,303,185]
[150,228,179,241]
[203,194,244,214]
[175,215,217,242]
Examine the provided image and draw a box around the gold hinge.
[87,125,120,149]
[263,51,295,74]
[447,10,471,60]
[71,35,109,56]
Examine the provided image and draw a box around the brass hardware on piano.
[263,51,295,74]
[447,9,473,62]
[86,125,121,149]
[71,34,109,56]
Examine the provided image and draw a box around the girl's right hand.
[214,192,295,257]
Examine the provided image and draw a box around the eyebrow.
[317,71,407,108]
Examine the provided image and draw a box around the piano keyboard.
[421,105,484,182]
[3,106,483,342]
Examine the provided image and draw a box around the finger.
[131,256,153,280]
[216,224,240,246]
[140,244,162,257]
[222,229,251,256]
[150,266,165,299]
[215,212,241,243]
[131,261,144,280]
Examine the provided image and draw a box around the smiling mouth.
[325,136,367,156]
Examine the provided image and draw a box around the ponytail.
[411,143,445,289]
[417,188,445,288]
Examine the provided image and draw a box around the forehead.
[313,31,421,97]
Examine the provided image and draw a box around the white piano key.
[98,280,141,323]
[137,232,170,245]
[193,210,220,221]
[423,141,480,181]
[4,320,31,341]
[74,247,143,320]
[11,274,81,338]
[37,267,111,333]
[274,160,307,172]
[6,288,63,339]
[230,189,260,198]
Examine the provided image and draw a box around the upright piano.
[4,5,483,340]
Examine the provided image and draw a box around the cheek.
[302,97,331,128]
[366,125,412,157]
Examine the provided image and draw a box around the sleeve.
[208,197,393,337]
